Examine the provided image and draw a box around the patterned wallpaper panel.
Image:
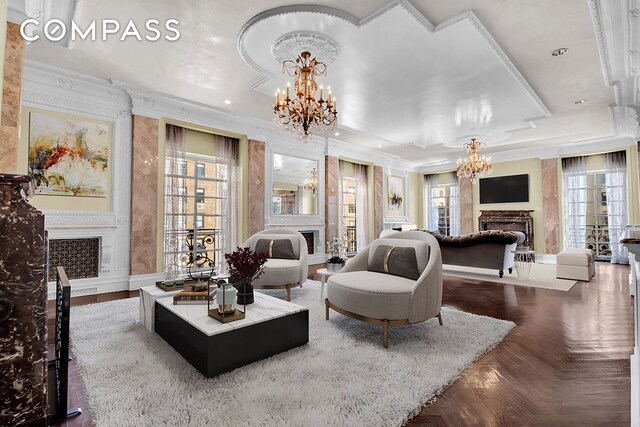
[48,238,100,281]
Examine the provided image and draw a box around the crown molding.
[589,0,640,133]
[326,137,418,172]
[8,0,81,48]
[416,135,637,173]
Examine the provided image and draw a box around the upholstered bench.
[556,249,595,281]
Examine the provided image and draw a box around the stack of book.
[173,288,215,305]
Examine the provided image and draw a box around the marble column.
[459,178,474,234]
[248,139,265,236]
[325,156,339,242]
[130,116,159,275]
[0,174,48,426]
[542,158,560,254]
[0,23,25,173]
[373,166,384,238]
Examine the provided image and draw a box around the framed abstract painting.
[27,111,111,198]
[387,174,405,212]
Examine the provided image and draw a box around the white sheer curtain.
[213,135,239,256]
[355,164,369,250]
[562,156,588,249]
[447,172,460,236]
[164,124,186,279]
[337,160,345,243]
[424,174,439,231]
[605,151,629,264]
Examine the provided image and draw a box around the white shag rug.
[70,280,515,427]
[444,262,577,291]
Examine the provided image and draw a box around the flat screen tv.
[479,174,529,204]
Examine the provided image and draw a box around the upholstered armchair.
[325,231,443,348]
[241,228,309,301]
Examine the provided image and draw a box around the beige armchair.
[242,228,309,301]
[325,231,443,348]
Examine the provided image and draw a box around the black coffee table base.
[155,302,309,377]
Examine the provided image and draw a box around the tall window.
[341,177,357,253]
[196,162,205,178]
[424,173,459,236]
[563,152,628,263]
[165,130,238,277]
[196,188,205,204]
[165,153,232,275]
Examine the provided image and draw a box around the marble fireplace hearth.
[478,210,534,251]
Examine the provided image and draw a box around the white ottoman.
[556,249,595,281]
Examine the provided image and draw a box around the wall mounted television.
[479,174,529,204]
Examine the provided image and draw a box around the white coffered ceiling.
[20,0,631,166]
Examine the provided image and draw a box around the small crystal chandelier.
[274,51,338,143]
[303,167,318,196]
[456,138,493,183]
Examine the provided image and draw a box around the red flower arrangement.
[224,247,267,284]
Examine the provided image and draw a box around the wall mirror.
[272,153,319,216]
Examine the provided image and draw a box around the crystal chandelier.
[303,167,318,196]
[274,51,338,143]
[456,138,493,183]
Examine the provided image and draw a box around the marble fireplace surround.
[44,226,115,299]
[478,210,535,251]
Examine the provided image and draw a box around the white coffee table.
[317,268,339,300]
[139,285,181,332]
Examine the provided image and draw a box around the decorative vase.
[234,281,254,305]
[327,262,345,273]
[216,283,237,314]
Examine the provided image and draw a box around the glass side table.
[512,249,536,280]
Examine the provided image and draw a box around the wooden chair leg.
[325,299,330,320]
[383,320,389,348]
[437,313,443,325]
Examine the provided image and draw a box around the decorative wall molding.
[272,32,340,64]
[22,61,132,290]
[43,211,117,228]
[264,142,327,256]
[589,0,640,137]
[8,0,83,48]
[383,169,409,225]
[128,273,164,291]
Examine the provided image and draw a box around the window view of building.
[166,154,229,273]
[342,177,357,253]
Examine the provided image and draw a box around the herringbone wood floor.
[51,262,633,427]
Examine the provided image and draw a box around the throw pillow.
[255,238,296,259]
[367,245,421,280]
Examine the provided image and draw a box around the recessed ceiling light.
[574,99,586,104]
[224,99,231,105]
[377,144,382,148]
[334,132,340,136]
[551,48,569,56]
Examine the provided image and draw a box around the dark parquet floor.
[50,262,633,427]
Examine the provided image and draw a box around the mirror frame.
[265,149,325,226]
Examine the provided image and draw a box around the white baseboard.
[128,273,165,291]
[47,275,131,300]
